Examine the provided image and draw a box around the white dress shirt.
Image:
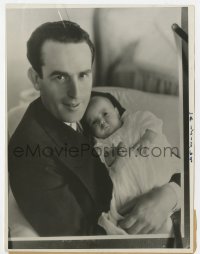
[64,122,77,131]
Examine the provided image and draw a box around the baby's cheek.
[93,127,99,136]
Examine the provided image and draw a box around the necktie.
[64,122,83,133]
[76,122,83,133]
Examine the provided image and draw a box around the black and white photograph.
[6,5,194,251]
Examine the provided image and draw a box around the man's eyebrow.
[79,69,92,74]
[49,71,69,77]
[49,69,92,77]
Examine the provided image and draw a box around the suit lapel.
[33,98,104,204]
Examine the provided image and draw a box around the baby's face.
[85,96,122,139]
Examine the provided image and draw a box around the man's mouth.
[63,102,80,111]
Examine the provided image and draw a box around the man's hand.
[118,184,177,234]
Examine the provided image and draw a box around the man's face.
[37,41,93,122]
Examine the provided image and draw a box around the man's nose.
[67,77,80,99]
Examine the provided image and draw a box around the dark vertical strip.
[181,7,190,248]
[93,8,102,86]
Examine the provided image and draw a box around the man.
[9,21,180,236]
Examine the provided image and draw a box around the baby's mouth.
[103,124,110,130]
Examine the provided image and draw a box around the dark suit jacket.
[8,98,113,236]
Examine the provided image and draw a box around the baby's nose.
[100,119,106,127]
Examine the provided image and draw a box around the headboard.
[93,8,181,95]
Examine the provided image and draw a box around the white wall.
[6,8,95,110]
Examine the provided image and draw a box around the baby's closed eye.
[103,112,110,117]
[92,119,100,126]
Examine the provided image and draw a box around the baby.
[84,95,180,235]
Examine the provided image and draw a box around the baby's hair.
[91,91,125,116]
[81,91,125,136]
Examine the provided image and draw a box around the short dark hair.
[27,20,95,77]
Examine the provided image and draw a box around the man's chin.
[61,111,84,123]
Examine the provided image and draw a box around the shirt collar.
[64,122,77,131]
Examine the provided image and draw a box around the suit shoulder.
[9,99,45,145]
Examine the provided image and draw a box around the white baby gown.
[95,111,180,235]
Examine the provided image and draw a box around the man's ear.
[27,67,41,91]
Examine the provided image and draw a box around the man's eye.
[104,112,109,117]
[79,73,88,79]
[53,75,67,82]
[56,75,65,80]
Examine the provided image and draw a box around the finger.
[137,225,154,234]
[126,220,146,234]
[117,141,125,148]
[118,150,126,157]
[118,203,133,216]
[118,213,137,229]
[118,197,138,215]
[117,142,127,156]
